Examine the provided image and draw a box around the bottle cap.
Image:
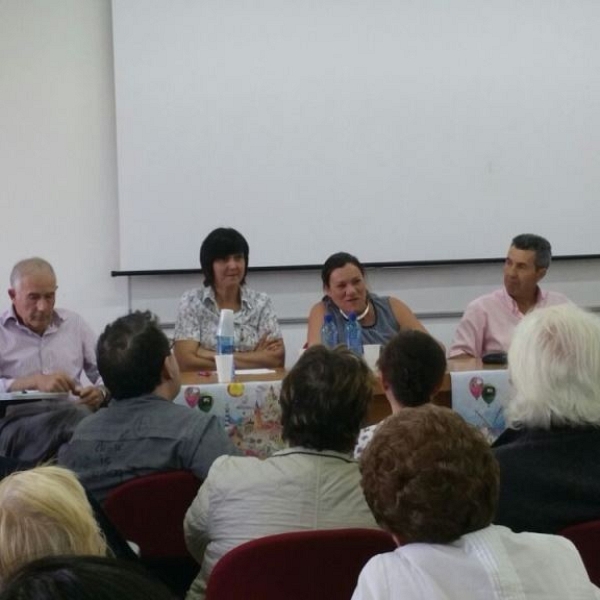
[348,311,357,321]
[324,313,334,324]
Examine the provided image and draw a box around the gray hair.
[10,258,55,288]
[511,234,552,269]
[506,304,600,429]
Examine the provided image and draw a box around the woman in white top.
[352,405,600,600]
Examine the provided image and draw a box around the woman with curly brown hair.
[353,405,599,600]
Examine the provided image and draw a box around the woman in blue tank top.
[306,252,429,347]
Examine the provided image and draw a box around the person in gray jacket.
[59,311,240,502]
[184,345,379,600]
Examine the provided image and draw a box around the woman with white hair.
[493,303,600,533]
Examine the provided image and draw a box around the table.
[362,357,507,425]
[177,369,392,458]
[180,368,390,428]
[177,371,285,458]
[177,359,506,457]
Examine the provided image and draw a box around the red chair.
[559,520,600,586]
[205,528,396,600]
[103,470,202,597]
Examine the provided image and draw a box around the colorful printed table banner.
[174,381,285,458]
[451,370,510,443]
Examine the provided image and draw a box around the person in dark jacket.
[493,303,600,533]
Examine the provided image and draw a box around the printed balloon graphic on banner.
[198,394,214,413]
[184,387,201,408]
[469,376,484,400]
[482,385,497,405]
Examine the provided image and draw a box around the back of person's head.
[511,233,552,269]
[321,252,364,287]
[507,303,600,429]
[378,330,446,407]
[9,257,55,287]
[0,466,106,584]
[280,345,373,453]
[97,311,170,400]
[200,227,249,287]
[360,405,499,544]
[0,555,176,600]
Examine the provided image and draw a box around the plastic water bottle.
[216,309,234,355]
[344,311,363,356]
[320,313,338,348]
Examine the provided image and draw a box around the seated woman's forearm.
[173,341,216,371]
[174,339,284,371]
[306,303,326,347]
[177,353,216,371]
[234,339,285,369]
[233,350,284,369]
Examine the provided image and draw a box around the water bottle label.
[321,325,338,349]
[217,336,234,355]
[344,322,363,356]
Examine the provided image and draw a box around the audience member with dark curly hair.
[0,556,175,600]
[352,405,599,599]
[354,329,446,457]
[184,345,378,600]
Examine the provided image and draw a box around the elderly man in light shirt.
[448,234,570,359]
[0,257,105,409]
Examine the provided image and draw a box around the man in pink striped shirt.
[0,258,105,409]
[449,234,570,359]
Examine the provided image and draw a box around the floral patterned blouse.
[174,285,282,352]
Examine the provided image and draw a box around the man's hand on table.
[74,385,108,410]
[33,371,78,393]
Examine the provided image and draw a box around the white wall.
[2,1,600,369]
[112,0,600,271]
[0,0,127,331]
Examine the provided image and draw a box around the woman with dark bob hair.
[306,252,428,346]
[184,345,378,600]
[0,556,176,600]
[352,405,598,599]
[173,228,284,370]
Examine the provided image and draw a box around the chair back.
[206,528,395,600]
[103,470,201,559]
[559,520,600,586]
